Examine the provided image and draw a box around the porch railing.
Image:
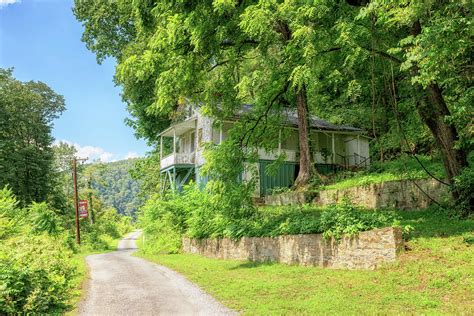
[161,152,195,170]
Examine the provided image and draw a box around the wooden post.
[72,158,80,245]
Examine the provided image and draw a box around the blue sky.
[0,0,150,161]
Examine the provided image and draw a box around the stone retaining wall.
[316,179,450,209]
[264,191,315,206]
[182,227,403,270]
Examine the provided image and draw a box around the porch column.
[314,132,319,163]
[278,129,282,154]
[332,133,335,164]
[160,135,163,160]
[357,135,360,164]
[219,125,223,144]
[173,128,176,154]
[194,120,198,161]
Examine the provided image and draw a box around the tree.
[0,68,65,205]
[74,0,344,187]
[74,1,472,203]
[340,1,472,199]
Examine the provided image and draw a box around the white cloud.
[124,151,140,160]
[0,0,20,8]
[54,140,142,162]
[55,140,116,163]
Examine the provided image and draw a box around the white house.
[159,105,370,196]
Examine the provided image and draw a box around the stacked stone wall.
[317,179,449,209]
[183,227,403,270]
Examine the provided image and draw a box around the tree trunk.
[275,21,316,187]
[416,84,467,198]
[294,85,315,187]
[410,21,468,199]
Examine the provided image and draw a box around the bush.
[319,201,399,240]
[28,202,63,236]
[0,187,23,239]
[0,234,76,314]
[452,166,474,218]
[138,192,194,254]
[138,184,400,254]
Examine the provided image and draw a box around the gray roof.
[236,104,363,133]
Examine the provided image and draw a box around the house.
[159,105,370,196]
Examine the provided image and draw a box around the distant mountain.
[90,159,144,216]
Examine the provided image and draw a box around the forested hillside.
[88,159,143,216]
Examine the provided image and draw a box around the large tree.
[74,1,472,200]
[0,68,65,205]
[74,0,348,187]
[336,1,472,199]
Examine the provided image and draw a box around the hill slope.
[89,159,143,216]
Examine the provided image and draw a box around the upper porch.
[159,116,370,171]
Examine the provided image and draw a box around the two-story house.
[159,106,370,196]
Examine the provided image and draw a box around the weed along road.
[79,231,235,315]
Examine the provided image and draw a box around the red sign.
[79,200,88,218]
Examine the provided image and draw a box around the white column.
[173,129,176,154]
[357,135,360,164]
[332,133,335,164]
[278,129,282,154]
[219,125,223,144]
[314,132,319,163]
[194,120,198,161]
[160,136,163,160]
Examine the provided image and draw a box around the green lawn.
[136,210,474,315]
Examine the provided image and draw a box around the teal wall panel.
[259,160,297,196]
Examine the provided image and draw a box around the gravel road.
[78,230,235,315]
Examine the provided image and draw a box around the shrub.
[138,184,401,254]
[452,166,474,218]
[319,201,399,240]
[138,192,193,254]
[0,234,76,314]
[28,202,63,236]
[0,187,23,239]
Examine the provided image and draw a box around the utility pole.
[73,157,88,245]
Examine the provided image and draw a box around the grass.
[135,209,474,315]
[320,155,445,191]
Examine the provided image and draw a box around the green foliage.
[321,155,445,191]
[0,187,22,239]
[81,208,134,251]
[138,184,399,254]
[0,234,76,314]
[130,151,162,197]
[0,68,65,206]
[0,187,133,313]
[452,166,474,218]
[319,201,400,240]
[136,208,474,315]
[75,0,472,203]
[28,202,62,236]
[86,159,144,216]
